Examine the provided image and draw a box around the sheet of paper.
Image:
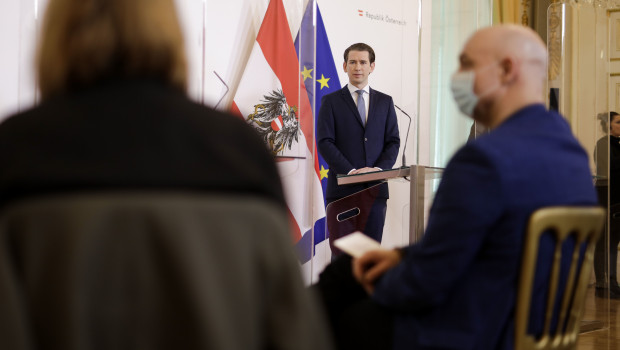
[333,231,384,258]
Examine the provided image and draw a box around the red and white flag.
[232,0,325,279]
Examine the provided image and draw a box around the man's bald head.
[473,25,547,74]
[455,25,548,128]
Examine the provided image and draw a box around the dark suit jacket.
[372,104,597,350]
[0,78,285,208]
[317,86,400,202]
[594,135,620,204]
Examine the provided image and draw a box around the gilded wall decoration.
[612,74,620,111]
[548,1,563,81]
[522,0,531,26]
[611,11,620,60]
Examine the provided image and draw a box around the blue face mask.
[450,64,499,117]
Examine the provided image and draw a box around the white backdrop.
[0,0,20,120]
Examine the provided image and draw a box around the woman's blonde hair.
[37,0,187,99]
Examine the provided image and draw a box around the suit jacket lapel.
[367,88,378,126]
[339,86,364,127]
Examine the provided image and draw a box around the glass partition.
[417,0,493,168]
[17,0,47,113]
[410,166,444,242]
[547,1,613,335]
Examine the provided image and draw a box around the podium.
[325,165,443,255]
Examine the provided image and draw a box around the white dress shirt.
[345,83,380,174]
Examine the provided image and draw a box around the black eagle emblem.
[246,89,300,155]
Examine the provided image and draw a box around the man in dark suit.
[317,43,400,248]
[316,25,598,350]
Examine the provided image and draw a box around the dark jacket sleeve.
[373,97,400,169]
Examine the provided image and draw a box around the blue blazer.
[317,86,400,201]
[372,104,597,350]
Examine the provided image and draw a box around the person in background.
[315,24,597,350]
[593,111,620,298]
[317,43,400,253]
[0,0,333,349]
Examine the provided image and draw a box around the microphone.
[213,71,230,110]
[394,105,412,168]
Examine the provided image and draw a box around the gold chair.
[514,206,605,350]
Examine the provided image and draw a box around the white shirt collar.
[347,83,370,95]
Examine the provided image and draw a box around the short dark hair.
[344,43,375,63]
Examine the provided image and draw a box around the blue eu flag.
[294,1,342,264]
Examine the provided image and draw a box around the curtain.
[493,0,520,24]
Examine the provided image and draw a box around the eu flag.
[294,1,341,264]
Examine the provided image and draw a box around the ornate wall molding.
[554,0,620,8]
[548,0,563,81]
[522,0,532,25]
[546,0,620,80]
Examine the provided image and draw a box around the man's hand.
[350,167,378,175]
[352,249,402,295]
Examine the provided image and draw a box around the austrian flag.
[232,0,310,159]
[231,0,325,276]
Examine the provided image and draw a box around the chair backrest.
[514,206,605,350]
[0,192,332,350]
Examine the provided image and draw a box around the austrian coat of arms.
[246,89,300,156]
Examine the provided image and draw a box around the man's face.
[456,39,501,123]
[343,50,375,88]
[458,47,500,96]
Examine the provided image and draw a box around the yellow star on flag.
[320,165,329,180]
[317,74,330,90]
[301,66,313,81]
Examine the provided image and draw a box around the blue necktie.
[356,90,366,126]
